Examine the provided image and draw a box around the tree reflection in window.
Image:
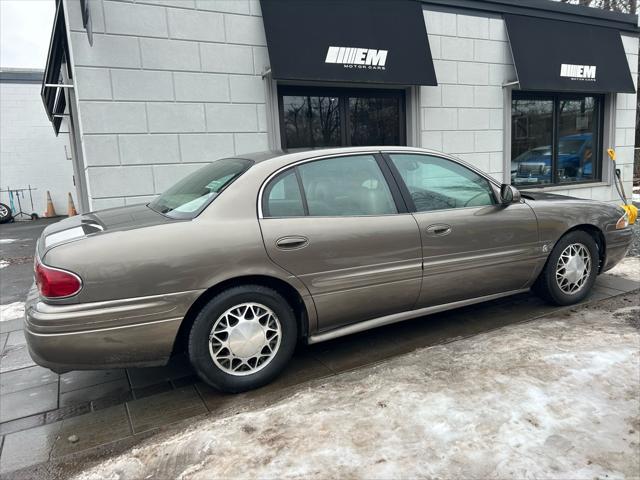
[350,97,399,146]
[282,96,341,149]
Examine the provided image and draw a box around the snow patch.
[75,304,640,480]
[0,302,25,322]
[607,256,640,281]
[0,260,8,269]
[0,239,17,244]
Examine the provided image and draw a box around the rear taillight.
[34,258,82,298]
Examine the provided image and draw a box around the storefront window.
[511,93,602,188]
[511,98,554,186]
[281,96,341,149]
[279,87,405,150]
[350,97,400,146]
[557,98,597,183]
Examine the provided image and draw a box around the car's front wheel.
[533,230,598,306]
[188,285,297,393]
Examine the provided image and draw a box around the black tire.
[533,230,598,306]
[188,285,297,393]
[0,203,13,224]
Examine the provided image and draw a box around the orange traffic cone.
[44,191,57,217]
[67,192,77,217]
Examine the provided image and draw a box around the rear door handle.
[425,224,452,237]
[275,235,309,250]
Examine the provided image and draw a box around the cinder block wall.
[420,8,638,204]
[420,10,511,184]
[613,35,638,204]
[0,81,74,215]
[64,0,268,210]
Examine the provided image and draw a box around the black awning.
[42,0,70,135]
[505,14,635,94]
[260,0,437,86]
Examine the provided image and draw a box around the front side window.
[511,93,602,187]
[389,154,495,212]
[149,158,252,219]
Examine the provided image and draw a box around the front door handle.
[275,235,309,250]
[425,224,452,237]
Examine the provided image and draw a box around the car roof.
[234,146,501,188]
[236,146,449,165]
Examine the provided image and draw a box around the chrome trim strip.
[307,288,529,344]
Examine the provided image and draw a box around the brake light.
[34,258,82,298]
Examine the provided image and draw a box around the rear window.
[149,158,252,219]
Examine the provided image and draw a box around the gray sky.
[1,0,55,70]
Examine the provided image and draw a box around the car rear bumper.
[24,286,202,372]
[602,227,633,273]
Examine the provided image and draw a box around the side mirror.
[500,184,521,205]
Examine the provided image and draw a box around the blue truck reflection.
[511,133,593,185]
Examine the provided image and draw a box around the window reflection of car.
[512,133,593,184]
[511,147,552,184]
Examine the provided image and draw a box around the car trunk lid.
[38,204,176,257]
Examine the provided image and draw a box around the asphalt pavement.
[0,218,58,304]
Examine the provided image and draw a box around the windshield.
[149,158,253,219]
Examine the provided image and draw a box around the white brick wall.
[610,34,638,203]
[0,81,75,215]
[421,10,510,181]
[65,0,269,208]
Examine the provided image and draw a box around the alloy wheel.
[208,302,281,376]
[555,243,591,295]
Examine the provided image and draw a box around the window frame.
[260,152,409,219]
[511,91,605,188]
[381,151,499,213]
[277,85,407,150]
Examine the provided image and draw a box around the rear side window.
[263,170,305,217]
[298,155,396,216]
[263,154,397,218]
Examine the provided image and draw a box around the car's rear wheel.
[188,285,297,393]
[533,230,598,306]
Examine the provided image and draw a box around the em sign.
[325,46,388,70]
[560,64,597,81]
